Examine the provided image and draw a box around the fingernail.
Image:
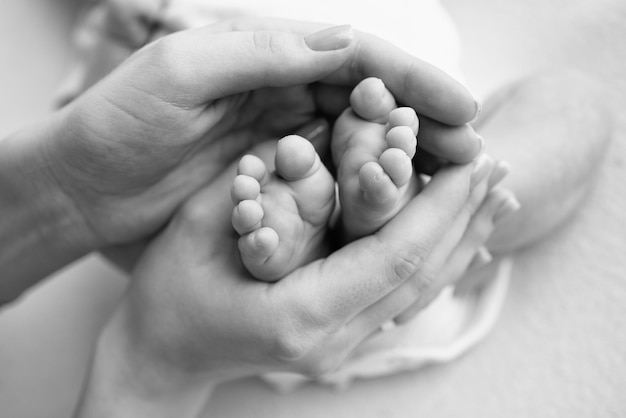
[470,153,493,188]
[470,98,483,124]
[305,24,353,51]
[297,118,329,142]
[488,160,511,188]
[473,246,493,267]
[494,194,521,222]
[472,134,485,161]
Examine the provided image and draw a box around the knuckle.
[347,36,370,81]
[402,59,420,100]
[408,266,436,297]
[268,302,339,366]
[300,355,342,378]
[147,35,180,69]
[272,335,310,363]
[145,35,194,91]
[251,30,284,55]
[269,317,314,363]
[177,198,215,232]
[386,244,426,285]
[290,288,340,335]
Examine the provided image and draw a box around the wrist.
[74,303,217,418]
[0,112,98,302]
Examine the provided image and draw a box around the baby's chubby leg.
[231,135,335,282]
[332,77,420,242]
[475,70,613,253]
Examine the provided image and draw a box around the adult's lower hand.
[75,149,496,417]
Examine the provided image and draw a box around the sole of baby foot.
[231,135,335,281]
[335,81,420,242]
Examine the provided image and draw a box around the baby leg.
[475,70,613,253]
[332,77,420,242]
[231,135,335,282]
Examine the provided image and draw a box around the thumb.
[141,24,353,105]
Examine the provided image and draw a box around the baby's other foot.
[332,77,420,242]
[231,135,335,282]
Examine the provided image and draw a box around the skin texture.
[55,20,479,250]
[231,78,421,281]
[0,14,493,418]
[0,21,480,302]
[75,149,513,417]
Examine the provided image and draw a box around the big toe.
[275,135,318,181]
[350,77,396,122]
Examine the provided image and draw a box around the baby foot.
[332,77,421,242]
[231,135,335,282]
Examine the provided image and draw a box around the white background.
[1,0,625,416]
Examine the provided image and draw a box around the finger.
[467,246,494,273]
[454,257,502,295]
[345,188,481,339]
[199,18,479,126]
[390,180,495,324]
[336,31,479,125]
[393,191,501,324]
[283,161,476,333]
[137,24,354,106]
[413,149,446,176]
[395,187,519,324]
[417,117,484,164]
[347,157,496,331]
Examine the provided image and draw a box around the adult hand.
[48,23,354,252]
[75,147,504,417]
[1,18,480,303]
[183,18,483,161]
[0,23,349,301]
[49,18,480,252]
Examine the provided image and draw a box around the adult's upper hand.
[75,148,497,417]
[48,19,480,255]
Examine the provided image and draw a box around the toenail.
[470,153,492,188]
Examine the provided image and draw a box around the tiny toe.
[232,200,264,235]
[275,135,318,181]
[350,77,396,122]
[239,227,280,264]
[359,161,398,204]
[386,126,417,158]
[238,154,269,185]
[379,148,413,187]
[231,175,261,204]
[388,107,419,134]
